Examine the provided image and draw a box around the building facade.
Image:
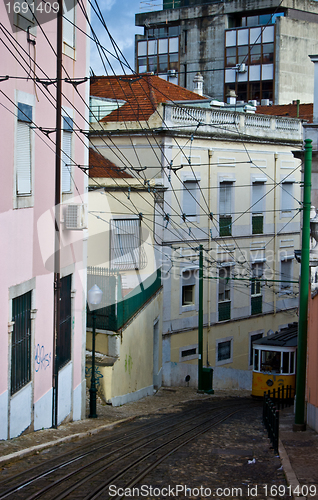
[89,74,302,391]
[0,1,90,438]
[135,0,318,104]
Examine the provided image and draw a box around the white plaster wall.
[111,385,153,407]
[212,366,252,391]
[34,388,52,431]
[72,382,82,421]
[166,362,198,388]
[0,391,8,440]
[10,383,32,438]
[58,362,72,425]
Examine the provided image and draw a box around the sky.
[90,0,161,76]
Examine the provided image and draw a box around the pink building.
[0,0,89,438]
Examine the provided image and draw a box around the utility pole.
[198,245,203,391]
[294,138,312,431]
[52,0,63,429]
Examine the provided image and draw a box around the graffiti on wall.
[35,344,52,372]
[85,365,103,386]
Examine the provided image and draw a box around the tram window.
[261,350,281,373]
[253,349,259,371]
[290,351,295,374]
[282,352,289,374]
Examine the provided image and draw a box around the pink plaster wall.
[307,293,318,408]
[0,0,88,414]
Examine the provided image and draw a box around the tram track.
[0,398,260,500]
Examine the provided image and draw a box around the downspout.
[274,153,278,315]
[207,149,213,366]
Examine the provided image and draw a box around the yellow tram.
[251,323,297,397]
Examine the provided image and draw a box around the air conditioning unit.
[167,69,177,77]
[64,204,87,230]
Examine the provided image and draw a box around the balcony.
[87,268,162,332]
[163,104,303,143]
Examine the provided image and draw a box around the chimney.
[226,89,236,105]
[309,54,318,123]
[193,72,204,96]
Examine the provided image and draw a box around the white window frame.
[63,0,76,57]
[110,218,142,270]
[14,91,35,209]
[216,336,233,366]
[280,256,294,293]
[181,171,201,223]
[180,267,198,313]
[249,330,264,368]
[280,178,295,218]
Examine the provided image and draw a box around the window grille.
[110,219,147,270]
[58,275,72,369]
[11,291,32,395]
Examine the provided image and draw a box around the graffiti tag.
[35,344,52,372]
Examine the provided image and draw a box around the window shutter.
[220,182,232,215]
[62,130,72,193]
[183,180,197,217]
[281,182,294,212]
[16,121,32,195]
[110,219,141,269]
[252,182,264,213]
[63,0,75,47]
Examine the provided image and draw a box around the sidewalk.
[279,407,318,499]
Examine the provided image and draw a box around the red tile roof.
[256,103,313,122]
[89,148,132,178]
[90,74,206,123]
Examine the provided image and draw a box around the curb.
[278,439,306,500]
[0,416,136,467]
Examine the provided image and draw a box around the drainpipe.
[198,244,203,391]
[294,138,312,431]
[273,153,278,315]
[207,149,213,365]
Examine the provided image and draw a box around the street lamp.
[88,284,103,418]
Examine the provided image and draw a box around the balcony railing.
[87,269,162,332]
[164,104,303,142]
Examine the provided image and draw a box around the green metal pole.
[294,138,312,431]
[198,245,203,391]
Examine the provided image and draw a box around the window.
[251,264,263,315]
[281,182,294,215]
[62,116,73,193]
[58,275,72,369]
[16,102,32,196]
[181,269,196,309]
[137,32,179,77]
[281,258,293,292]
[218,266,231,321]
[249,332,263,366]
[110,219,146,270]
[219,182,232,236]
[252,181,265,234]
[183,180,198,219]
[63,0,75,47]
[216,337,233,365]
[179,344,198,362]
[11,291,32,395]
